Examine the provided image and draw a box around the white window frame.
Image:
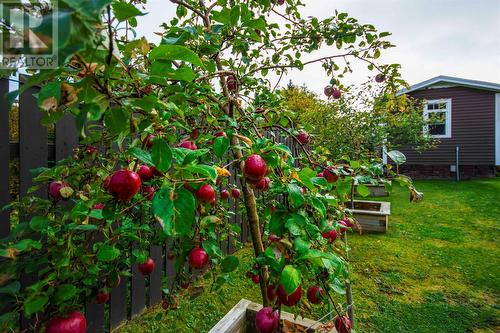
[423,98,452,138]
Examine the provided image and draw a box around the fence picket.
[55,113,78,161]
[0,78,10,238]
[131,243,146,318]
[149,245,163,306]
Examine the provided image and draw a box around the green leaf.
[274,144,292,156]
[151,138,172,172]
[387,150,406,165]
[104,107,129,135]
[150,45,204,68]
[293,238,310,256]
[29,216,49,232]
[356,184,370,197]
[202,239,223,259]
[221,255,239,273]
[153,185,174,235]
[129,147,153,166]
[309,196,326,217]
[211,8,231,25]
[172,188,195,235]
[24,294,48,316]
[12,239,42,251]
[269,212,285,236]
[73,224,99,231]
[298,167,316,190]
[281,265,301,296]
[336,178,352,197]
[183,148,210,165]
[54,284,78,304]
[97,245,120,261]
[0,281,20,295]
[230,5,240,26]
[243,17,266,30]
[113,1,146,21]
[185,165,217,182]
[213,136,230,159]
[350,160,360,169]
[287,183,305,208]
[0,312,19,326]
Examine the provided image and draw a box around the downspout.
[455,146,460,181]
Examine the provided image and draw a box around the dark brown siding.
[401,86,496,165]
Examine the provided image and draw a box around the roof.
[398,75,500,95]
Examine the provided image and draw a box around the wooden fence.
[0,78,302,332]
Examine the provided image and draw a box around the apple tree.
[0,0,410,332]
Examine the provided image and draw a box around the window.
[423,99,451,138]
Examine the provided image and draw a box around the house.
[395,75,500,179]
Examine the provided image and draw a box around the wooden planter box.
[355,184,389,197]
[209,299,331,333]
[349,200,391,233]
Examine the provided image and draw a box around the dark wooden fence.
[0,78,303,332]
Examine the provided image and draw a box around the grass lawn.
[118,179,500,333]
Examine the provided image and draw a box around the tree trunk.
[231,136,270,306]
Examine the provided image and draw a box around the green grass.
[118,179,500,333]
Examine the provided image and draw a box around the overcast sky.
[136,0,500,95]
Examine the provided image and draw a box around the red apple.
[246,271,254,278]
[48,181,69,201]
[92,203,105,210]
[322,169,339,183]
[220,189,230,200]
[324,85,334,97]
[188,248,209,269]
[137,165,153,182]
[339,218,353,233]
[226,75,237,91]
[108,169,141,201]
[332,88,342,99]
[96,290,109,304]
[297,131,310,144]
[151,166,163,177]
[255,307,279,333]
[317,171,324,178]
[252,274,260,284]
[277,284,302,307]
[45,311,87,333]
[334,315,352,333]
[142,186,155,200]
[144,134,155,149]
[307,285,324,305]
[213,131,227,138]
[190,128,200,139]
[254,177,270,191]
[270,206,277,213]
[138,257,155,275]
[268,234,280,242]
[267,284,277,302]
[85,145,98,154]
[196,184,216,203]
[322,229,338,243]
[179,140,197,150]
[244,154,267,182]
[375,73,385,83]
[231,188,241,199]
